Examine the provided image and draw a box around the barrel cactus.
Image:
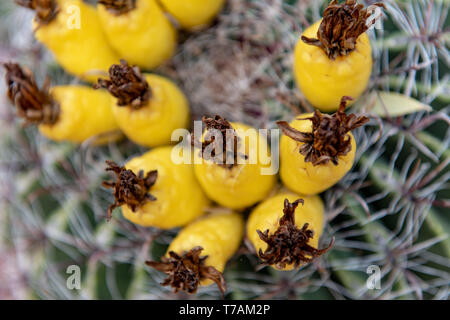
[0,0,448,300]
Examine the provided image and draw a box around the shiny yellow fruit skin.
[112,74,190,148]
[194,122,277,209]
[159,0,225,30]
[280,115,356,195]
[98,0,177,70]
[33,0,120,82]
[247,191,324,271]
[122,146,209,229]
[168,211,244,286]
[294,20,372,112]
[39,86,120,144]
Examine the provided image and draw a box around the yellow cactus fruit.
[146,211,244,294]
[17,0,120,82]
[102,146,209,229]
[97,0,177,70]
[277,96,369,195]
[158,0,226,30]
[4,63,120,144]
[192,115,276,210]
[247,192,333,271]
[294,0,385,112]
[95,60,190,148]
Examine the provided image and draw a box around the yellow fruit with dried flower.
[146,211,244,294]
[192,115,276,210]
[95,60,190,148]
[277,97,369,195]
[294,0,384,112]
[102,146,209,229]
[4,63,119,144]
[247,192,333,271]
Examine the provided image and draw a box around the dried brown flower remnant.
[257,199,334,269]
[15,0,59,25]
[191,115,248,169]
[146,246,226,295]
[94,60,151,109]
[98,0,136,15]
[301,0,385,60]
[102,160,158,221]
[277,96,369,166]
[3,62,60,126]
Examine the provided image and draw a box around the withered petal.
[146,247,226,295]
[15,0,59,25]
[98,0,136,15]
[276,121,313,143]
[3,62,60,126]
[256,198,334,268]
[94,59,151,109]
[302,0,385,59]
[102,160,157,221]
[192,115,247,169]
